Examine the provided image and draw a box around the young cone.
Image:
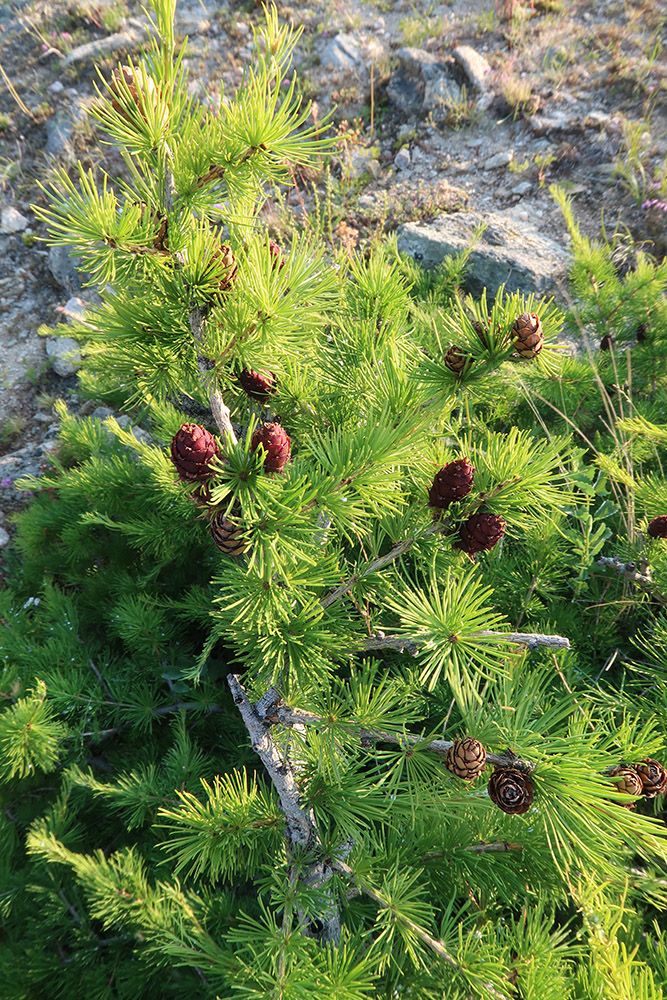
[512,312,544,359]
[647,515,667,539]
[171,424,220,482]
[444,344,471,374]
[269,240,286,270]
[446,738,487,780]
[251,421,291,474]
[429,458,475,510]
[209,243,238,292]
[239,368,277,403]
[488,768,534,815]
[457,512,506,555]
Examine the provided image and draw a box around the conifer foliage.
[2,3,667,997]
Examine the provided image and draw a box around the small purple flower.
[1,478,13,488]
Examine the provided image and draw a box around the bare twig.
[189,307,238,445]
[423,841,523,860]
[597,555,667,605]
[320,524,443,609]
[88,659,113,700]
[359,630,570,655]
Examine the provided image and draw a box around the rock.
[529,110,577,136]
[46,103,88,162]
[48,245,84,295]
[452,45,492,91]
[388,47,460,113]
[0,206,29,233]
[483,150,513,170]
[423,73,461,110]
[49,80,64,93]
[0,444,44,485]
[387,73,424,113]
[0,527,10,547]
[394,147,411,171]
[91,406,116,421]
[321,33,361,71]
[345,147,379,179]
[513,180,532,196]
[61,296,90,322]
[62,27,140,67]
[397,210,570,299]
[45,336,82,377]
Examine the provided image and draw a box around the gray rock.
[321,33,361,71]
[423,73,461,110]
[0,527,10,547]
[62,27,140,67]
[396,47,443,80]
[46,103,88,162]
[1,206,29,233]
[49,79,64,93]
[513,180,532,196]
[0,445,44,485]
[45,336,82,377]
[394,147,411,171]
[91,406,117,421]
[48,245,84,295]
[62,296,90,321]
[452,45,492,91]
[397,210,570,299]
[529,110,576,136]
[387,72,424,112]
[483,150,513,170]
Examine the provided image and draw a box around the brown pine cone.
[429,458,475,509]
[171,424,220,482]
[635,758,667,798]
[446,738,487,780]
[444,344,471,375]
[209,243,238,291]
[512,312,544,360]
[251,421,291,474]
[210,510,246,556]
[239,368,277,403]
[647,516,667,539]
[488,768,534,815]
[474,319,491,349]
[456,512,506,555]
[108,64,165,128]
[608,765,643,806]
[599,333,613,351]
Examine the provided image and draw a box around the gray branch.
[272,704,535,773]
[597,555,667,605]
[360,630,570,655]
[226,674,341,945]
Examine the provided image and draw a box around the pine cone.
[209,243,238,291]
[636,323,647,343]
[239,368,277,403]
[474,320,491,349]
[456,512,506,555]
[647,515,667,539]
[269,240,286,270]
[109,65,165,128]
[512,313,543,360]
[608,765,643,806]
[599,333,613,351]
[446,738,487,780]
[171,424,220,482]
[488,768,534,815]
[634,758,667,798]
[444,344,471,375]
[210,510,246,556]
[251,422,291,474]
[429,458,475,509]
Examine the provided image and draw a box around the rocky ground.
[0,0,665,538]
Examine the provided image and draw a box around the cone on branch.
[251,421,291,474]
[209,243,238,292]
[647,515,667,539]
[210,510,246,556]
[108,64,165,128]
[170,424,220,482]
[444,344,471,375]
[456,512,506,556]
[634,758,667,798]
[512,313,543,360]
[269,240,286,270]
[239,368,277,403]
[488,767,534,815]
[608,765,643,807]
[474,319,492,350]
[446,738,487,780]
[429,458,475,510]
